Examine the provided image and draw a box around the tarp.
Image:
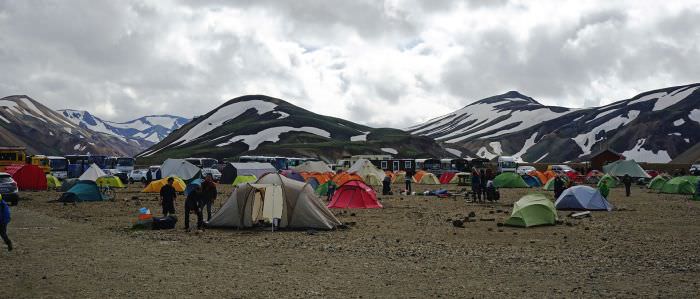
[208,173,341,230]
[79,163,107,182]
[46,174,62,188]
[522,175,542,187]
[555,185,613,211]
[96,176,125,188]
[4,164,47,191]
[505,193,557,227]
[232,174,257,185]
[160,159,201,181]
[142,177,186,193]
[660,176,698,195]
[647,176,668,191]
[347,159,385,185]
[493,172,530,188]
[597,174,619,188]
[328,180,382,209]
[603,160,650,178]
[220,162,276,184]
[416,172,440,185]
[59,180,103,202]
[439,172,457,184]
[293,161,333,173]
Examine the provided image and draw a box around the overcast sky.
[1,0,698,128]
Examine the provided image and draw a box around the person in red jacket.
[0,195,12,251]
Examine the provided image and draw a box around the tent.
[543,170,557,183]
[185,178,203,196]
[522,175,542,187]
[603,160,650,178]
[597,174,619,188]
[60,178,79,192]
[160,159,201,181]
[300,172,332,185]
[46,174,62,189]
[96,176,125,188]
[585,170,604,184]
[505,193,557,227]
[293,161,333,173]
[528,170,549,185]
[542,176,569,191]
[79,163,107,182]
[332,172,364,186]
[59,180,103,202]
[232,174,257,186]
[647,176,668,191]
[439,172,457,184]
[142,177,186,193]
[416,172,440,185]
[208,173,341,230]
[306,177,320,190]
[493,172,530,188]
[219,162,277,184]
[281,170,305,182]
[328,180,382,209]
[555,185,613,211]
[392,171,406,183]
[4,164,47,191]
[660,176,698,195]
[315,181,337,196]
[449,172,470,184]
[347,159,385,185]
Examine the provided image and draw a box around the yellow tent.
[96,176,125,188]
[232,174,257,185]
[46,174,62,189]
[142,177,186,193]
[448,172,470,184]
[417,172,440,185]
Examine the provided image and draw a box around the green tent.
[96,176,125,188]
[493,172,530,188]
[542,176,568,191]
[660,176,698,195]
[603,159,650,178]
[505,193,557,228]
[647,176,668,191]
[232,174,257,185]
[58,180,103,202]
[597,174,619,188]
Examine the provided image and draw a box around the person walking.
[202,174,218,221]
[159,177,177,217]
[382,175,391,195]
[326,181,337,202]
[479,169,488,201]
[405,170,413,195]
[0,195,12,251]
[471,169,481,202]
[145,168,153,187]
[553,175,565,199]
[184,184,205,231]
[622,174,633,197]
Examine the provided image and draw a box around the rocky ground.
[2,182,699,298]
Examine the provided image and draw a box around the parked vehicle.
[128,169,149,184]
[497,156,518,173]
[551,165,576,174]
[0,172,19,205]
[103,169,128,184]
[48,156,68,179]
[201,168,222,181]
[516,166,537,175]
[690,164,700,176]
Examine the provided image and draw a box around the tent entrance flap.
[250,184,284,223]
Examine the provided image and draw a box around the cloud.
[0,0,698,128]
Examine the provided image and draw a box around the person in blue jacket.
[0,195,12,251]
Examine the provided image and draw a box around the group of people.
[470,169,498,202]
[158,174,218,231]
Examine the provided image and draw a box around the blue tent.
[555,185,613,211]
[522,175,542,187]
[59,180,103,202]
[306,177,320,190]
[185,178,204,196]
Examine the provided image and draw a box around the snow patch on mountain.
[351,132,369,142]
[573,110,640,157]
[690,109,700,124]
[174,100,276,145]
[653,86,699,111]
[628,91,667,105]
[622,138,672,163]
[489,142,503,155]
[673,119,685,126]
[513,132,538,162]
[216,126,330,150]
[444,148,462,157]
[381,148,398,155]
[0,114,9,123]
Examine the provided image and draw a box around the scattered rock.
[496,222,504,227]
[496,209,503,213]
[565,222,573,227]
[529,240,536,244]
[452,219,465,228]
[489,211,495,214]
[468,212,476,218]
[556,220,564,225]
[465,218,477,223]
[487,228,493,232]
[497,229,504,232]
[584,227,590,231]
[305,229,317,236]
[350,213,356,217]
[479,218,495,222]
[446,218,452,222]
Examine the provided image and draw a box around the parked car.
[690,164,700,176]
[103,169,128,184]
[0,172,19,206]
[128,169,149,184]
[516,166,536,175]
[551,165,576,174]
[201,168,222,182]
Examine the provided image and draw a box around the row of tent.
[647,175,699,195]
[5,163,127,193]
[506,186,613,227]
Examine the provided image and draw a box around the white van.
[497,156,518,173]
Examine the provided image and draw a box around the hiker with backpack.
[0,195,12,251]
[184,184,205,231]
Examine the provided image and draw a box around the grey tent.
[208,173,341,230]
[603,160,650,178]
[160,159,201,181]
[219,162,277,184]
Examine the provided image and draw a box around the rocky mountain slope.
[0,95,142,156]
[138,95,452,163]
[408,84,700,163]
[61,109,188,148]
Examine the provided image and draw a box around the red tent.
[4,164,47,191]
[327,180,382,209]
[439,172,457,184]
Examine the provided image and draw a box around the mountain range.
[408,83,700,163]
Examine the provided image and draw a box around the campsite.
[3,178,700,297]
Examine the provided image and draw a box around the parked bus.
[116,157,136,173]
[0,147,27,172]
[65,155,90,178]
[48,156,68,179]
[27,155,51,174]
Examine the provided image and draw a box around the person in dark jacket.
[405,170,413,195]
[145,169,153,186]
[184,184,205,231]
[382,175,391,195]
[159,177,177,216]
[0,195,12,251]
[553,176,565,199]
[479,169,487,200]
[622,174,633,197]
[202,174,218,221]
[471,169,481,202]
[326,181,337,202]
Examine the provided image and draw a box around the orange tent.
[413,170,427,182]
[332,172,363,186]
[528,170,549,185]
[300,172,333,185]
[543,170,557,183]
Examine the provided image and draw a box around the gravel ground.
[2,183,699,298]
